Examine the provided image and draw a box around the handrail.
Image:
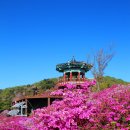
[58,77,88,83]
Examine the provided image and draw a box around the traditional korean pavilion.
[8,58,92,116]
[56,57,92,88]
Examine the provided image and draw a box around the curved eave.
[56,63,93,72]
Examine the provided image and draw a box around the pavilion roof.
[56,57,92,72]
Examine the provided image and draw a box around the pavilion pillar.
[63,72,66,81]
[48,98,50,106]
[70,72,72,81]
[78,72,80,81]
[83,74,85,80]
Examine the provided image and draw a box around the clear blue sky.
[0,0,130,89]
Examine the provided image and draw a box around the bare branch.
[88,46,114,80]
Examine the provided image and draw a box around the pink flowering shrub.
[0,115,27,130]
[50,89,64,96]
[0,79,130,130]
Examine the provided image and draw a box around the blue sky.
[0,0,130,88]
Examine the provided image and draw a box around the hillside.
[0,76,129,111]
[94,76,129,91]
[0,78,57,111]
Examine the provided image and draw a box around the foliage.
[0,78,57,111]
[0,80,130,130]
[0,76,128,111]
[92,76,129,91]
[34,78,57,91]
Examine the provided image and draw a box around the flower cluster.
[0,79,130,130]
[0,115,27,130]
[50,89,64,96]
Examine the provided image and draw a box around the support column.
[25,99,27,116]
[70,72,72,81]
[63,72,66,81]
[48,98,50,106]
[78,71,80,81]
[83,74,85,80]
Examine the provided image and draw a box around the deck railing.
[56,77,89,87]
[58,77,87,82]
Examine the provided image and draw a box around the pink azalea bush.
[0,115,27,130]
[0,79,130,130]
